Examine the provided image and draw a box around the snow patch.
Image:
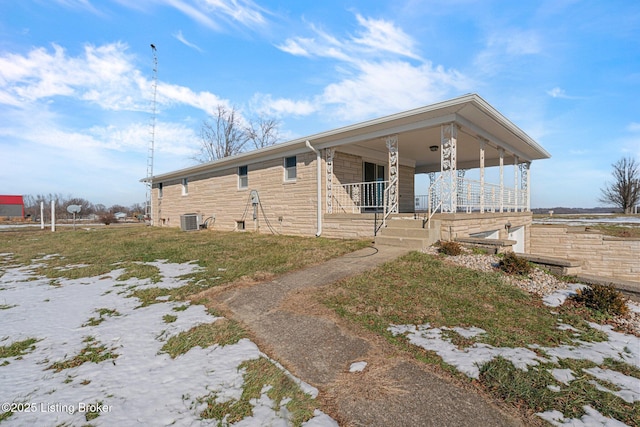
[536,406,630,426]
[0,260,335,426]
[349,361,367,372]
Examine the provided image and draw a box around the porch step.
[385,218,427,229]
[375,235,429,250]
[381,226,431,238]
[375,219,439,250]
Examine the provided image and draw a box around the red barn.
[0,195,25,218]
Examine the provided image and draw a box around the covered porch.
[314,94,550,229]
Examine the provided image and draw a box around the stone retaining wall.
[529,225,640,282]
[436,212,532,253]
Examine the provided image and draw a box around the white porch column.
[479,138,486,214]
[441,123,458,213]
[520,162,530,212]
[386,135,399,214]
[325,148,335,214]
[499,148,504,213]
[514,155,519,212]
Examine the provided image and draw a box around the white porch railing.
[416,178,528,214]
[335,178,528,217]
[332,181,388,213]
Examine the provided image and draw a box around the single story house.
[0,195,25,218]
[143,94,551,252]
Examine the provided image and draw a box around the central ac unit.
[180,213,201,231]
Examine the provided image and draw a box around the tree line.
[23,194,145,221]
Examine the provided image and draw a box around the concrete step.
[375,235,427,250]
[385,219,427,229]
[381,227,431,238]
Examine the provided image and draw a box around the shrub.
[100,213,117,225]
[571,284,629,317]
[437,240,463,256]
[498,252,531,276]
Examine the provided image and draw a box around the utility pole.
[145,43,158,224]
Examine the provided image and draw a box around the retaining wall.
[529,225,640,282]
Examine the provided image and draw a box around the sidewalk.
[212,245,523,426]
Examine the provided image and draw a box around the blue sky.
[1,0,638,209]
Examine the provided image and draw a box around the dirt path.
[205,245,525,426]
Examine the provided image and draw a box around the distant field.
[532,213,640,238]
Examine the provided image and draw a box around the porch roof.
[145,93,550,182]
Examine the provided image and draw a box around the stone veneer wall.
[530,226,640,282]
[322,214,377,239]
[152,152,319,236]
[435,212,532,253]
[150,147,417,239]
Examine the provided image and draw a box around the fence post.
[51,200,56,232]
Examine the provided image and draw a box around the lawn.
[320,251,639,426]
[3,226,638,425]
[0,226,367,426]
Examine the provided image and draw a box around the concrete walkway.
[211,245,524,426]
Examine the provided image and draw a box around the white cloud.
[53,0,104,14]
[352,14,421,60]
[250,93,317,117]
[474,28,543,74]
[160,0,220,30]
[546,87,584,100]
[157,82,227,115]
[0,42,231,117]
[276,38,313,57]
[173,30,204,52]
[547,87,567,98]
[320,60,472,120]
[277,13,420,62]
[0,42,147,111]
[201,0,267,27]
[274,13,468,121]
[118,0,269,31]
[627,122,640,132]
[277,25,350,62]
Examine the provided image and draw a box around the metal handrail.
[426,174,443,229]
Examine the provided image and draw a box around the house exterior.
[0,195,25,218]
[144,94,551,252]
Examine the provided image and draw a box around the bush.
[437,240,463,256]
[498,252,531,276]
[571,284,629,317]
[100,213,117,225]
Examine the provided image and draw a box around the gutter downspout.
[305,140,322,237]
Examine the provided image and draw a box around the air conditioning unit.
[180,213,201,231]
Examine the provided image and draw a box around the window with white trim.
[182,178,189,195]
[284,156,297,182]
[238,165,248,189]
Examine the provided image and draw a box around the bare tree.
[246,116,281,150]
[599,156,640,214]
[194,105,249,163]
[63,197,95,218]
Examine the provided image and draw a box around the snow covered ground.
[0,254,336,426]
[389,289,640,427]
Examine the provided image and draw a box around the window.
[182,178,189,195]
[284,156,297,181]
[238,165,248,189]
[158,182,163,198]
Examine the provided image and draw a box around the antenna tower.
[145,44,158,224]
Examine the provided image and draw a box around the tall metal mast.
[145,43,158,224]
